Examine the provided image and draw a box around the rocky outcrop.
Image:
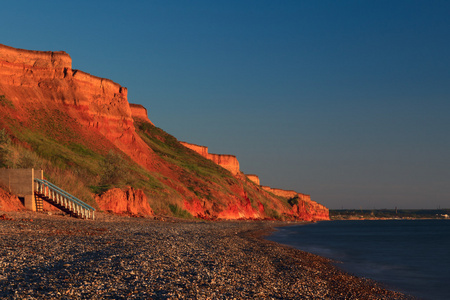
[215,198,264,220]
[262,186,302,199]
[95,186,154,216]
[262,186,329,221]
[130,103,154,125]
[180,142,209,158]
[291,199,330,221]
[0,186,25,212]
[246,174,260,185]
[180,142,240,175]
[182,190,265,220]
[207,154,240,176]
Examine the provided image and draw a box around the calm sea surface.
[267,219,450,300]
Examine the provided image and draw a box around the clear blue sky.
[2,1,450,209]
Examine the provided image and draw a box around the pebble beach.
[0,212,413,299]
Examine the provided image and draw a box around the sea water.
[267,219,450,300]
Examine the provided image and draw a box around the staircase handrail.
[34,178,95,211]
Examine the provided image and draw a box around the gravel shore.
[0,212,414,299]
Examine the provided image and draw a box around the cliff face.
[246,174,260,185]
[0,44,71,70]
[206,154,240,176]
[180,142,209,157]
[95,187,154,216]
[293,199,330,221]
[180,142,240,175]
[0,44,329,221]
[130,103,154,125]
[262,186,300,199]
[262,186,329,221]
[180,141,329,221]
[0,44,154,171]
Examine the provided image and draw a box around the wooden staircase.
[34,179,95,220]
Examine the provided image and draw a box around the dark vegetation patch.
[0,95,14,108]
[288,196,299,206]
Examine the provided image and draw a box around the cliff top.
[0,43,72,69]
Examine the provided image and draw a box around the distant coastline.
[330,209,450,220]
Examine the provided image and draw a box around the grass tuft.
[169,203,193,219]
[0,95,14,109]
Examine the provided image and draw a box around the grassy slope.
[0,98,291,218]
[134,119,292,218]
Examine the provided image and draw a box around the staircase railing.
[34,178,95,220]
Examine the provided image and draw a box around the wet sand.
[0,212,414,299]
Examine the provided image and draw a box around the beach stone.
[0,212,413,299]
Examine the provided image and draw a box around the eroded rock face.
[206,154,240,176]
[180,141,240,175]
[184,184,264,220]
[182,194,264,220]
[180,142,209,160]
[0,43,71,70]
[262,186,300,199]
[262,186,329,221]
[95,187,154,216]
[0,187,25,212]
[246,174,260,185]
[130,103,154,125]
[216,198,263,220]
[290,200,330,221]
[0,43,154,170]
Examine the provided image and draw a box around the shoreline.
[245,223,415,299]
[0,212,413,299]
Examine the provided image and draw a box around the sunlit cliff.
[0,43,329,221]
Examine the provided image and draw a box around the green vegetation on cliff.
[0,105,291,218]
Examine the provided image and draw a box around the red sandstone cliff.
[246,174,260,185]
[262,187,301,199]
[207,153,240,176]
[0,44,329,221]
[262,186,329,221]
[180,142,329,221]
[95,187,154,216]
[0,187,25,212]
[180,141,240,175]
[180,142,209,158]
[0,43,154,171]
[130,103,154,125]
